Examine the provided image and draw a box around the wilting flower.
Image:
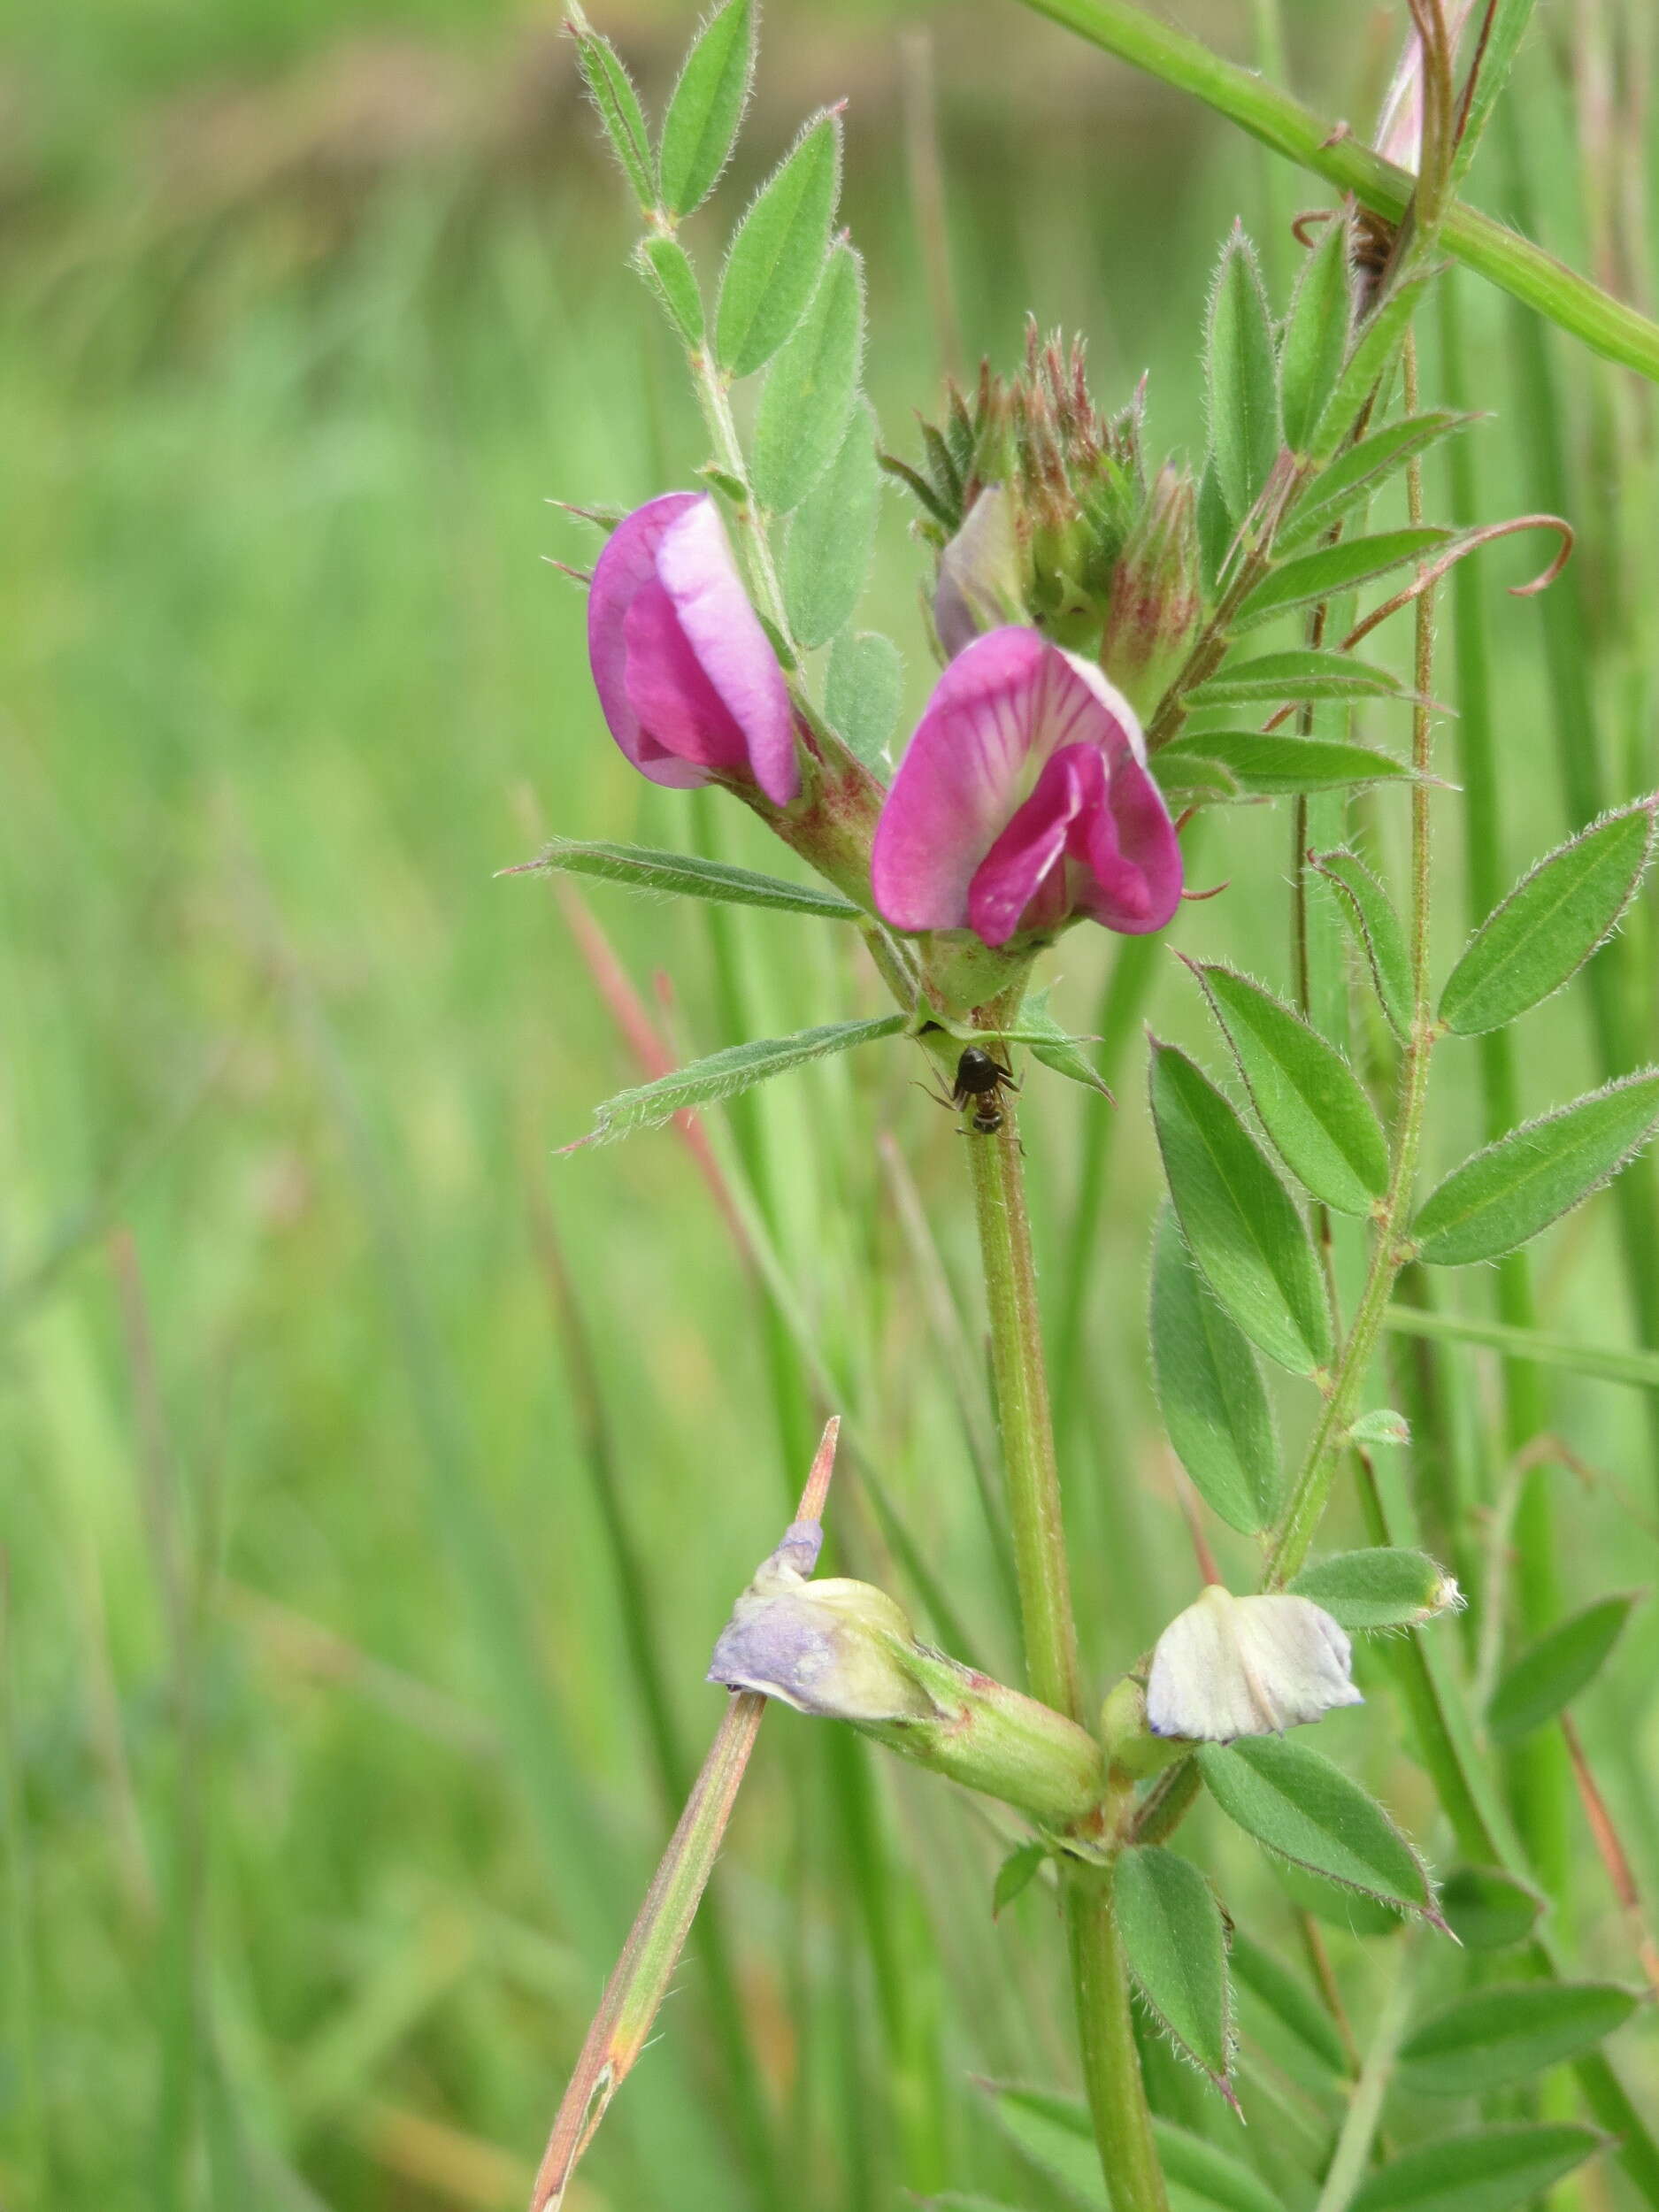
[934,485,1028,660]
[1146,1586,1363,1742]
[872,626,1183,948]
[587,492,799,806]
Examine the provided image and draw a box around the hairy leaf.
[784,403,880,648]
[1197,1738,1438,1919]
[1163,732,1412,796]
[981,2084,1279,2212]
[572,22,657,211]
[1287,1548,1455,1632]
[716,111,841,378]
[1412,1073,1659,1265]
[825,628,902,769]
[1487,1594,1640,1747]
[1312,847,1413,1041]
[1195,964,1388,1213]
[1440,800,1657,1035]
[753,242,864,511]
[658,0,755,217]
[1278,412,1476,552]
[1117,1847,1233,2093]
[1188,647,1403,709]
[1400,1983,1638,2099]
[634,236,705,349]
[992,1840,1047,1917]
[1235,527,1449,629]
[1014,988,1116,1101]
[1227,1928,1348,2079]
[1348,2126,1603,2212]
[1149,1042,1333,1375]
[1279,211,1355,454]
[1150,1207,1278,1533]
[567,1014,904,1148]
[1206,224,1281,523]
[1437,1866,1545,1953]
[518,838,861,918]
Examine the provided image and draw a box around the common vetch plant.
[519,4,1659,2209]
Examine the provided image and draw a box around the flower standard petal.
[1146,1586,1363,1742]
[872,626,1054,931]
[588,492,707,787]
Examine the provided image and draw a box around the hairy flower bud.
[708,1530,1104,1825]
[1101,465,1203,719]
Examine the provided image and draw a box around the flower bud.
[1145,1586,1363,1744]
[708,1533,1104,1826]
[1099,1677,1189,1780]
[1101,465,1204,720]
[933,487,1029,660]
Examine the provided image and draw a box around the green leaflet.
[566,1014,904,1148]
[981,2082,1279,2212]
[1234,527,1449,629]
[1116,1847,1233,2094]
[1148,1042,1332,1375]
[991,1840,1047,1917]
[1272,1858,1404,1936]
[1012,988,1117,1102]
[784,402,881,649]
[1227,1929,1348,2080]
[571,21,656,211]
[715,111,841,379]
[1187,646,1402,708]
[1194,963,1388,1214]
[1436,1866,1546,1953]
[1287,1548,1454,1632]
[1411,1071,1659,1265]
[634,236,704,350]
[1348,2124,1603,2212]
[1399,1982,1639,2099]
[1276,412,1476,552]
[1149,1207,1278,1534]
[1306,266,1434,467]
[1205,225,1280,523]
[1161,732,1412,796]
[824,628,902,770]
[1197,1738,1438,1920]
[657,0,755,217]
[517,837,861,918]
[752,242,864,512]
[1487,1594,1640,1747]
[1439,799,1657,1035]
[1279,210,1354,454]
[1312,848,1413,1041]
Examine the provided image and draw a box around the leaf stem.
[1009,0,1659,383]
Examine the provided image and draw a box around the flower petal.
[588,492,709,788]
[872,627,1068,932]
[587,492,798,803]
[1075,750,1185,933]
[968,743,1102,948]
[656,499,799,805]
[1147,1587,1363,1742]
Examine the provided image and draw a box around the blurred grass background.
[4,1,1658,2207]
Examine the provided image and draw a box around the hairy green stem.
[1009,0,1659,382]
[963,1071,1165,2211]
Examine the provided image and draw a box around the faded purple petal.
[872,625,1183,946]
[934,484,1023,660]
[587,491,798,805]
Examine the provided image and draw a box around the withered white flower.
[1146,1585,1363,1742]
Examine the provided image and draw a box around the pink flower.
[872,627,1182,948]
[587,493,799,807]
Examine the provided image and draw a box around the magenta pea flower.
[871,626,1183,949]
[588,492,799,807]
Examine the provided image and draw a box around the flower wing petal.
[657,499,799,806]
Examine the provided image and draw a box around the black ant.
[920,1044,1021,1135]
